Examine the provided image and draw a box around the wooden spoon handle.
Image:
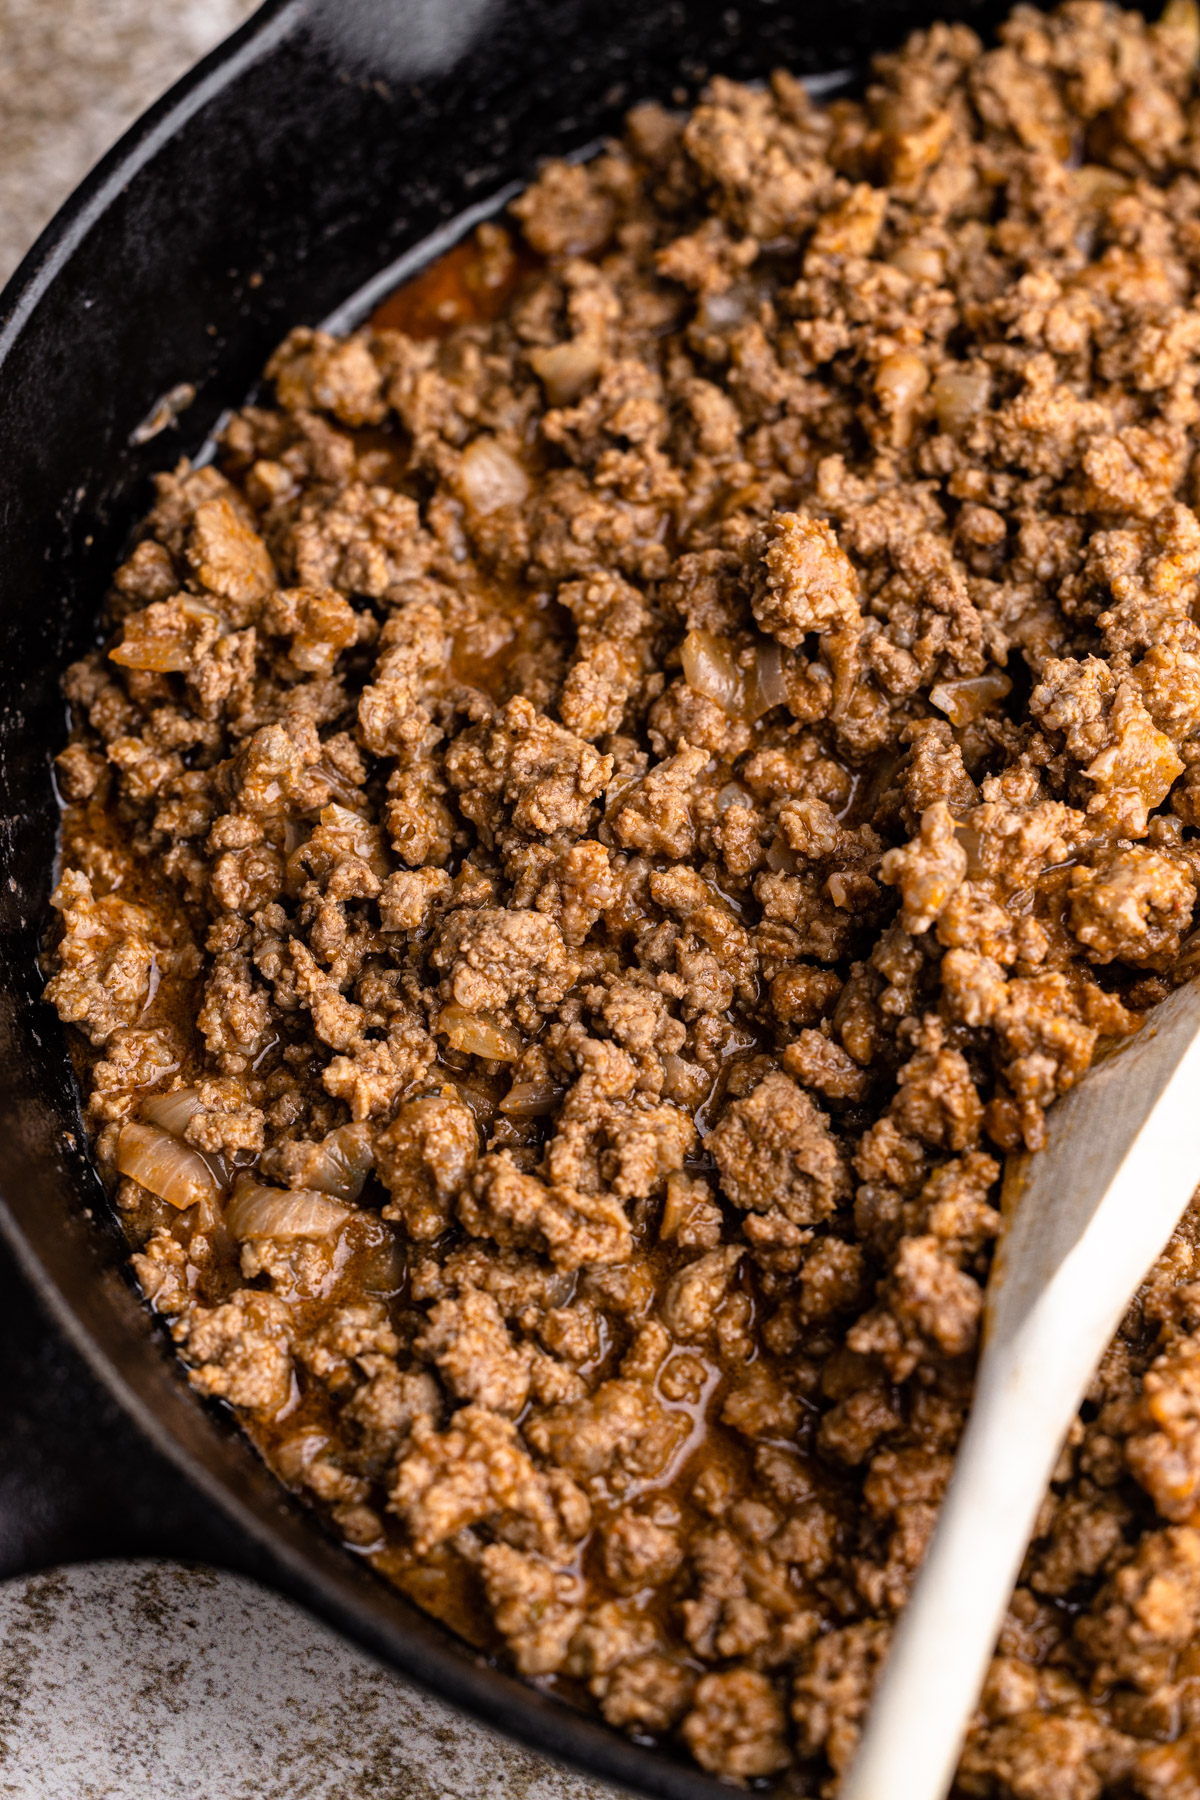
[842,976,1200,1800]
[839,1315,1082,1800]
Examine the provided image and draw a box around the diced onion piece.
[273,1429,330,1481]
[681,629,748,719]
[226,1177,352,1241]
[930,670,1013,727]
[698,285,750,330]
[318,801,377,849]
[888,243,945,283]
[316,759,363,807]
[931,368,990,437]
[452,1083,497,1131]
[765,835,799,874]
[661,1052,709,1109]
[458,436,530,515]
[116,1122,223,1211]
[875,353,930,446]
[500,1080,565,1118]
[109,596,224,672]
[718,781,754,814]
[749,639,790,717]
[875,352,930,412]
[300,1123,374,1202]
[529,339,603,406]
[110,636,191,674]
[660,1167,716,1240]
[437,1004,522,1062]
[140,1087,206,1137]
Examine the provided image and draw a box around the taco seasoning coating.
[44,0,1200,1786]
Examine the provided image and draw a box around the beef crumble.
[45,2,1200,1788]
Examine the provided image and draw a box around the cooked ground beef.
[44,1,1200,1786]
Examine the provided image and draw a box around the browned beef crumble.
[45,1,1200,1787]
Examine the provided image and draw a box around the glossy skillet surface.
[0,0,1013,1791]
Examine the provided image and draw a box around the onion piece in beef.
[930,670,1012,727]
[225,1177,352,1241]
[718,781,755,814]
[458,436,530,515]
[437,1003,522,1062]
[681,629,747,718]
[109,595,225,673]
[315,758,364,807]
[140,1087,206,1137]
[500,1080,566,1118]
[888,243,945,283]
[529,339,603,405]
[698,284,752,331]
[875,352,930,446]
[931,368,990,437]
[290,1122,374,1202]
[682,629,791,723]
[749,639,789,716]
[116,1121,223,1211]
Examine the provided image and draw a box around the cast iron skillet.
[0,0,1014,1791]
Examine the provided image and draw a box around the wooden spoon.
[841,977,1200,1800]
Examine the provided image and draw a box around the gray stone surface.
[0,10,611,1798]
[0,1562,609,1799]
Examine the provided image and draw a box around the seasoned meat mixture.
[44,0,1200,1786]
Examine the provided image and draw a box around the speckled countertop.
[0,6,613,1794]
[0,1563,607,1800]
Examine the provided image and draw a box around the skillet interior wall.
[0,0,1029,1790]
